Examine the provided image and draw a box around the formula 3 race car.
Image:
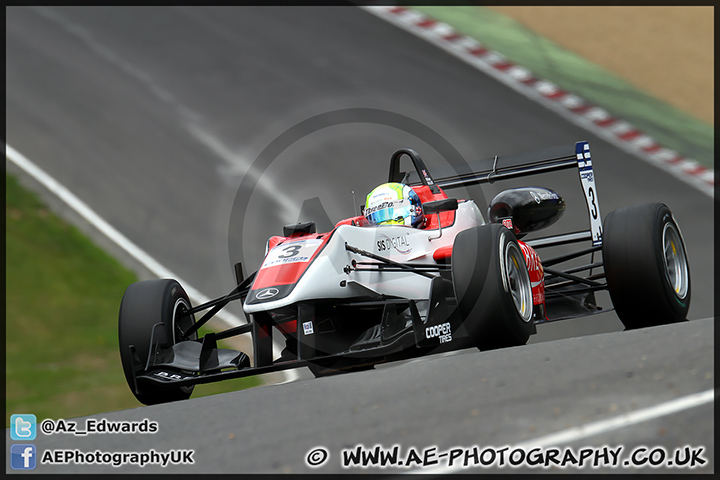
[118,141,691,405]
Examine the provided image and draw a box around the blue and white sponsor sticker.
[576,142,603,246]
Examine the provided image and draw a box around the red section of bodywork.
[518,240,545,307]
[252,234,331,289]
[412,184,446,203]
[254,262,309,288]
[267,236,285,252]
[432,245,453,262]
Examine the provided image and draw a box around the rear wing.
[402,141,603,247]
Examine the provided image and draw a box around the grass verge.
[6,172,260,427]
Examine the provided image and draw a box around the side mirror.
[424,198,458,242]
[423,198,458,215]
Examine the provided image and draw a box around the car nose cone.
[256,288,279,300]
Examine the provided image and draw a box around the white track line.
[5,143,298,383]
[5,144,239,326]
[362,6,713,198]
[414,387,715,474]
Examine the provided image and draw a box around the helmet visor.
[366,199,413,225]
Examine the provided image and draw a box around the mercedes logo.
[256,288,279,300]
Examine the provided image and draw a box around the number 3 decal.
[277,245,302,258]
[588,187,598,220]
[261,239,324,268]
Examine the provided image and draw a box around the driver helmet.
[364,182,425,228]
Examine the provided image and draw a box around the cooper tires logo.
[256,288,279,300]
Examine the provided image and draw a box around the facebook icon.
[11,444,37,470]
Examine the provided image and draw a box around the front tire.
[452,223,535,351]
[602,203,691,329]
[118,279,197,405]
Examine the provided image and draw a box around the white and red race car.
[119,141,691,405]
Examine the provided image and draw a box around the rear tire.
[118,279,197,405]
[452,223,535,350]
[602,203,691,329]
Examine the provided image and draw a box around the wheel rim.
[172,298,194,343]
[662,222,689,299]
[503,242,534,323]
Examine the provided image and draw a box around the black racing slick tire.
[118,279,197,405]
[452,223,536,351]
[602,203,691,329]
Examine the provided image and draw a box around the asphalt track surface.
[5,6,714,474]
